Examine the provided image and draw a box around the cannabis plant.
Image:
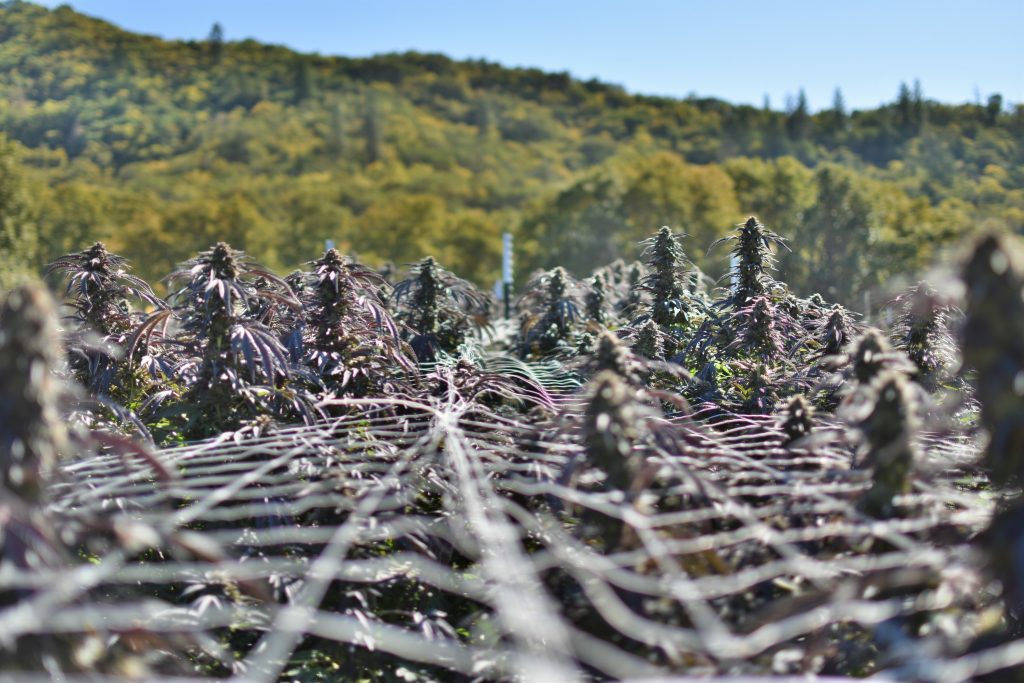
[582,371,646,491]
[680,318,725,404]
[724,295,797,361]
[623,261,648,316]
[0,286,174,674]
[888,281,959,390]
[710,216,787,309]
[46,242,161,335]
[578,328,690,400]
[725,361,783,414]
[585,330,643,385]
[0,284,84,672]
[804,303,859,358]
[45,242,164,396]
[815,329,913,411]
[634,226,692,328]
[631,318,665,360]
[299,248,415,398]
[518,266,582,357]
[391,256,490,363]
[847,330,915,385]
[165,242,312,435]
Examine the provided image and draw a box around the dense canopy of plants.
[0,217,1021,680]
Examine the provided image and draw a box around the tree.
[363,93,382,165]
[723,156,816,261]
[61,110,87,160]
[912,79,926,129]
[986,93,1004,126]
[293,59,317,104]
[0,136,39,289]
[799,165,874,304]
[785,89,811,140]
[895,81,925,134]
[474,99,496,140]
[620,153,740,270]
[829,87,848,135]
[207,22,224,64]
[327,99,346,159]
[521,172,628,276]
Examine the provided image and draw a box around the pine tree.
[912,79,926,129]
[830,87,848,134]
[896,82,915,133]
[785,89,811,140]
[207,22,224,64]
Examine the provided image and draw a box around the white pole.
[502,233,513,285]
[502,232,513,318]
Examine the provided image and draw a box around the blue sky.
[36,1,1024,112]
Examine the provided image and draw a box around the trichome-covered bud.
[583,371,645,495]
[582,371,650,550]
[210,242,239,279]
[641,226,688,327]
[962,234,1024,486]
[821,304,853,356]
[593,331,634,383]
[731,296,787,360]
[740,362,779,414]
[547,267,568,304]
[712,216,787,309]
[585,273,607,325]
[632,319,663,361]
[781,395,813,445]
[856,372,919,518]
[850,329,903,385]
[0,283,67,503]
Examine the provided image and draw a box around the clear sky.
[35,0,1024,112]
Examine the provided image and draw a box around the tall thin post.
[730,251,739,294]
[502,232,513,319]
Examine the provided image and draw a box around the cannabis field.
[2,217,1024,682]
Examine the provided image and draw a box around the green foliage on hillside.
[0,0,1022,302]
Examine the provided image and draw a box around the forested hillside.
[0,0,1021,302]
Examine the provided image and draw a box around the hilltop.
[0,0,1021,300]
